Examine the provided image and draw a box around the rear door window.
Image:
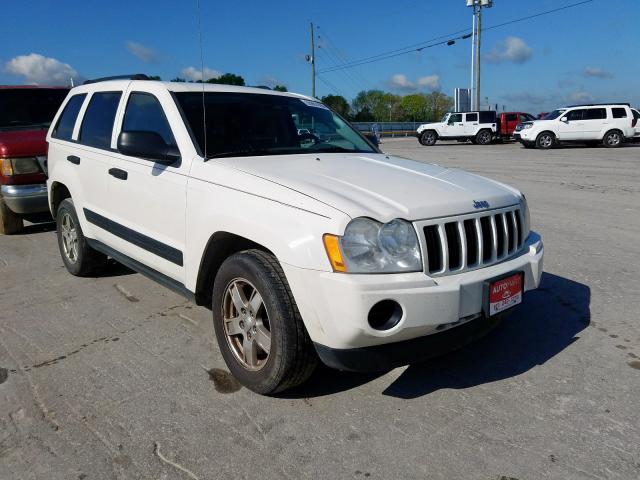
[465,113,478,122]
[79,92,122,149]
[122,92,175,145]
[611,108,627,118]
[52,94,86,141]
[583,108,607,120]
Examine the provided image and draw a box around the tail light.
[0,157,47,185]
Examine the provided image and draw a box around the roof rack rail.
[83,74,150,85]
[565,102,630,108]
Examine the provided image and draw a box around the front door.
[106,90,189,282]
[441,113,465,138]
[558,109,586,140]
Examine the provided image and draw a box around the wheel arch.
[194,231,276,308]
[50,181,72,217]
[603,128,623,140]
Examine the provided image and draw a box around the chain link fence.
[351,121,428,138]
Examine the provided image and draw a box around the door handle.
[108,168,128,180]
[67,155,80,165]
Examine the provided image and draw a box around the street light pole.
[467,0,492,111]
[310,22,316,98]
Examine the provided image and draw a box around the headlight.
[0,157,42,176]
[520,195,531,239]
[323,217,422,273]
[523,123,533,129]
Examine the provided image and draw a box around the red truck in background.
[0,86,69,234]
[495,112,537,140]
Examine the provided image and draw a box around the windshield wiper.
[308,145,360,153]
[206,148,288,160]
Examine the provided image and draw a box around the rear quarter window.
[52,94,86,141]
[612,108,627,118]
[583,108,607,120]
[79,92,122,149]
[479,111,496,123]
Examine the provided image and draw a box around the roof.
[69,79,313,101]
[564,103,630,108]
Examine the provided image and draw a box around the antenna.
[196,0,207,158]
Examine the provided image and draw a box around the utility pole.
[467,0,492,110]
[305,23,316,97]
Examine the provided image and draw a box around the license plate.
[485,272,524,316]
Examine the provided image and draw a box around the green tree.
[352,90,401,122]
[206,73,245,86]
[400,94,430,122]
[321,94,350,118]
[273,85,288,92]
[147,75,162,81]
[426,91,454,121]
[170,77,186,82]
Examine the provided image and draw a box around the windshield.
[174,92,377,158]
[0,88,69,130]
[543,109,566,121]
[440,113,450,123]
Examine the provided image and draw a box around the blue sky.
[1,0,638,113]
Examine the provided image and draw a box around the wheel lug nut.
[252,326,257,333]
[239,320,245,329]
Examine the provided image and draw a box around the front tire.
[56,198,107,276]
[212,250,317,394]
[419,130,437,146]
[603,130,623,148]
[535,132,555,149]
[0,198,23,235]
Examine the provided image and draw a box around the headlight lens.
[327,217,422,273]
[524,123,533,129]
[0,157,42,176]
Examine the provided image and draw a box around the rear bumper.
[314,311,507,371]
[0,184,49,215]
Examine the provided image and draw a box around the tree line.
[153,73,454,122]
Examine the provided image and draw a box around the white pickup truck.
[46,78,544,394]
[417,111,498,146]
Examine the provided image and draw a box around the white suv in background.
[46,77,543,394]
[517,103,636,149]
[417,111,497,146]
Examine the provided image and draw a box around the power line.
[318,0,595,74]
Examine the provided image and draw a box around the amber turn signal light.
[322,234,347,273]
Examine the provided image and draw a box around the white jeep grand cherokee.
[47,78,543,394]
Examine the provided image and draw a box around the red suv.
[0,86,69,233]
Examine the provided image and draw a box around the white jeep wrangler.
[47,77,544,394]
[416,111,497,146]
[516,103,636,149]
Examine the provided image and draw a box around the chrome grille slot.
[418,206,525,277]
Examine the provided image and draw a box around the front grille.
[420,206,525,276]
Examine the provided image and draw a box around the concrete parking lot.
[1,138,639,479]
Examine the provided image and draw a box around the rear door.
[463,113,479,136]
[105,87,189,282]
[582,108,607,139]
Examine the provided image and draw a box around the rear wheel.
[0,198,23,235]
[535,132,555,149]
[419,130,437,146]
[56,198,107,276]
[603,130,622,148]
[475,130,492,145]
[212,250,317,394]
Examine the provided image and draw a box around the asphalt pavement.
[1,138,639,479]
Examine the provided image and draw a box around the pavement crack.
[154,441,199,480]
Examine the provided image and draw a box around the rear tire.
[603,130,623,148]
[535,132,555,149]
[419,130,437,146]
[212,249,318,394]
[0,198,23,235]
[56,198,107,276]
[475,129,492,145]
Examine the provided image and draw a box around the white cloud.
[567,90,594,103]
[4,53,81,85]
[417,74,440,91]
[486,36,533,64]
[181,66,222,82]
[583,66,613,79]
[388,73,440,92]
[126,41,159,63]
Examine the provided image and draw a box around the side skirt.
[87,238,196,303]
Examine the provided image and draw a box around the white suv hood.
[217,153,521,222]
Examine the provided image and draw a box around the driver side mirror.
[560,117,569,123]
[117,131,180,164]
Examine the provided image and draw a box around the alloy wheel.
[60,212,79,264]
[222,278,271,371]
[606,132,621,146]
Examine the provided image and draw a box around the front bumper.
[0,184,49,215]
[283,232,543,355]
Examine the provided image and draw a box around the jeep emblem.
[473,200,490,209]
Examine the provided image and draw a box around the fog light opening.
[368,300,403,331]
